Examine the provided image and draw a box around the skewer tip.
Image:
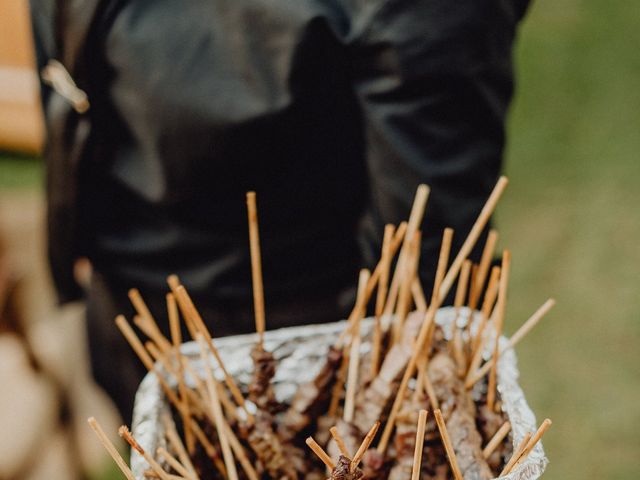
[167,274,180,289]
[119,425,144,455]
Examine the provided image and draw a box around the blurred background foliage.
[1,0,638,479]
[501,0,640,478]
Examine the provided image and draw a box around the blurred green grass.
[500,0,640,479]
[3,0,639,479]
[0,152,42,189]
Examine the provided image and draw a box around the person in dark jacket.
[31,0,530,421]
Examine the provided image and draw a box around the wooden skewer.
[196,334,239,480]
[439,175,508,300]
[431,228,454,306]
[511,419,552,470]
[167,293,181,347]
[424,228,453,349]
[344,268,370,422]
[420,227,453,349]
[413,342,436,406]
[167,274,180,291]
[464,316,494,389]
[193,416,258,480]
[389,222,410,256]
[306,437,335,469]
[335,221,408,350]
[166,275,199,340]
[500,432,532,476]
[178,356,210,402]
[188,420,228,478]
[378,177,509,455]
[87,417,136,480]
[132,314,171,357]
[466,298,556,387]
[411,277,428,312]
[246,191,266,347]
[330,426,352,458]
[487,250,511,411]
[422,366,440,411]
[328,347,349,418]
[166,293,194,454]
[452,260,471,376]
[471,265,501,354]
[145,342,207,422]
[469,229,499,309]
[157,447,198,480]
[377,228,452,454]
[370,224,395,379]
[413,348,427,402]
[482,421,511,459]
[351,421,380,471]
[508,297,556,349]
[454,260,472,310]
[464,264,480,343]
[222,422,259,480]
[411,410,428,480]
[383,185,430,318]
[142,470,185,480]
[115,316,189,418]
[464,332,491,390]
[433,409,463,480]
[418,233,450,373]
[465,265,501,377]
[174,286,251,420]
[392,231,422,345]
[180,355,240,423]
[180,415,254,480]
[161,413,198,479]
[467,264,479,309]
[128,288,173,353]
[120,425,172,480]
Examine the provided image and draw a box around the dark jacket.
[31,0,529,307]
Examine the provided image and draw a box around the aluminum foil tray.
[131,307,548,479]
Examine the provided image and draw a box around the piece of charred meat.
[245,342,305,480]
[242,412,298,480]
[331,455,364,480]
[429,351,493,480]
[388,395,429,480]
[280,345,343,440]
[248,344,280,414]
[354,313,422,432]
[476,394,511,472]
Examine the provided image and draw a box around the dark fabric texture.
[32,0,529,315]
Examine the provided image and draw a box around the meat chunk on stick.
[333,456,364,480]
[279,345,343,440]
[243,412,299,480]
[429,352,493,480]
[353,311,423,433]
[248,343,280,414]
[388,398,428,480]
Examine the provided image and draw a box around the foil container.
[131,307,548,479]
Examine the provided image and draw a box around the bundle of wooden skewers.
[88,177,555,480]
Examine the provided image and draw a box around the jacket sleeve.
[350,0,528,290]
[30,0,87,304]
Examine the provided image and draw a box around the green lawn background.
[1,0,638,478]
[500,0,639,478]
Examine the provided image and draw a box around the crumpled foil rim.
[131,307,548,479]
